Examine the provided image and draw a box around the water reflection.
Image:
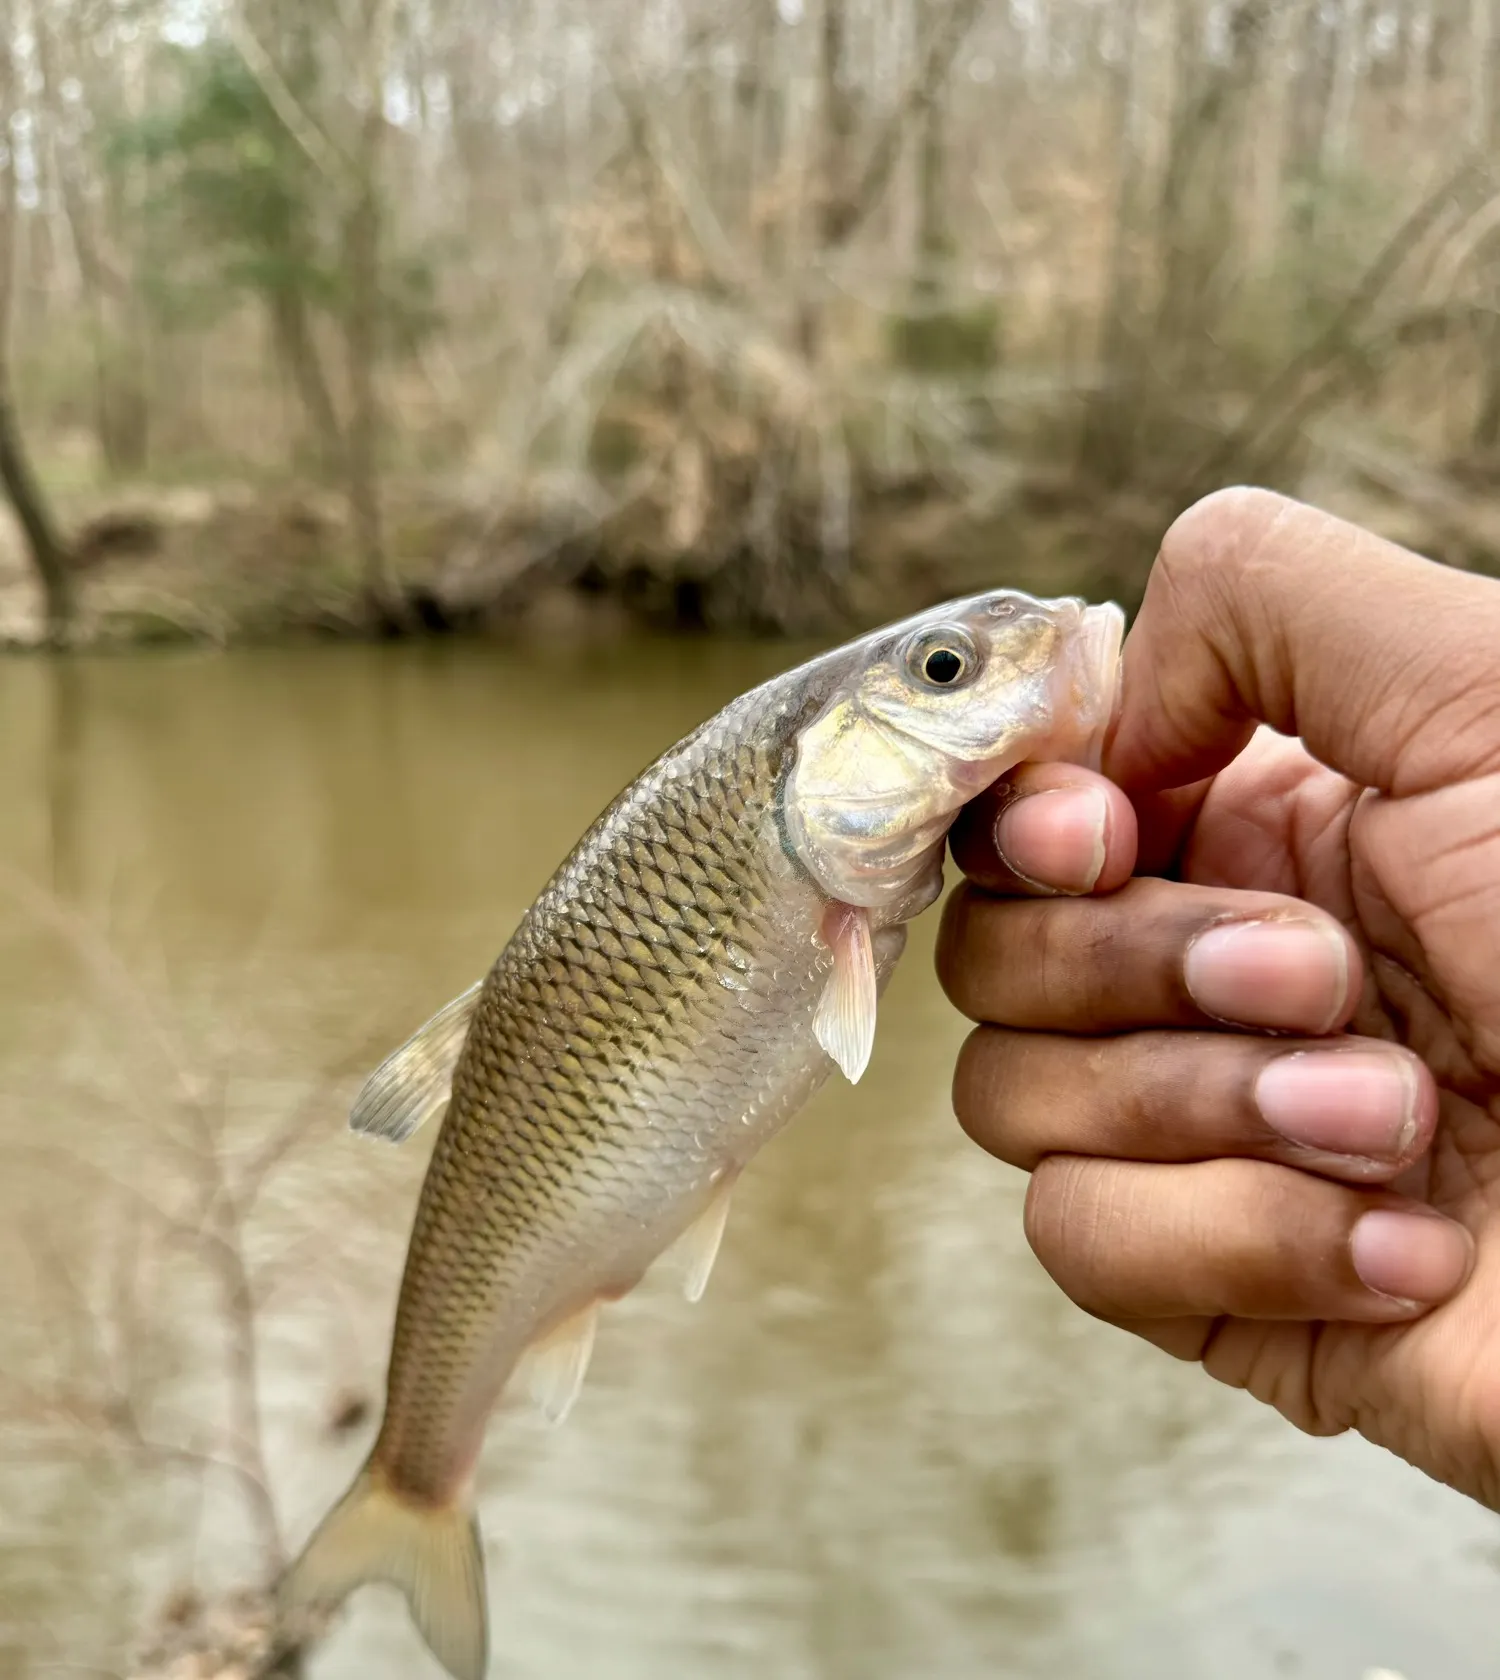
[0,644,1496,1679]
[43,658,85,898]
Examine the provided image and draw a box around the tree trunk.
[798,0,982,359]
[1321,0,1367,174]
[0,0,72,644]
[816,0,857,251]
[1245,1,1305,268]
[35,4,147,476]
[795,0,856,363]
[1404,0,1434,128]
[1023,0,1050,87]
[1156,1,1269,338]
[1077,0,1146,485]
[240,0,346,479]
[0,381,73,642]
[1473,248,1500,454]
[750,0,787,275]
[270,286,345,478]
[344,121,403,626]
[1472,347,1500,454]
[736,0,776,240]
[1471,0,1495,149]
[343,0,405,628]
[914,74,949,281]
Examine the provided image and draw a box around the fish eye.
[904,627,978,690]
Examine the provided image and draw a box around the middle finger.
[936,877,1363,1036]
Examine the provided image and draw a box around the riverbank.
[4,437,1500,651]
[0,466,1149,650]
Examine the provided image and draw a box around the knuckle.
[951,1027,999,1141]
[1158,486,1291,585]
[1028,903,1068,1017]
[1024,1156,1125,1314]
[933,886,977,1010]
[1021,1157,1066,1263]
[1154,487,1302,665]
[957,1030,1121,1169]
[1029,898,1117,1023]
[1198,1319,1339,1436]
[1071,907,1128,1005]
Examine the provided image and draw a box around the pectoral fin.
[814,903,877,1084]
[350,980,483,1144]
[513,1301,600,1426]
[671,1174,736,1303]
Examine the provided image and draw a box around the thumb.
[1105,488,1500,799]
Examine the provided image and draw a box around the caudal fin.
[278,1461,489,1680]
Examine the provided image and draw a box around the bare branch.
[223,8,349,185]
[826,0,986,250]
[1194,159,1493,484]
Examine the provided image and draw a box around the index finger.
[1106,488,1500,800]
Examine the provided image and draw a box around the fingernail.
[1184,917,1351,1033]
[1255,1050,1421,1160]
[994,786,1108,895]
[1351,1209,1474,1307]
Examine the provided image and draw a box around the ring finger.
[954,1027,1437,1184]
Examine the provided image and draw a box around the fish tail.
[278,1458,488,1680]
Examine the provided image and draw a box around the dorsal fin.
[350,980,484,1144]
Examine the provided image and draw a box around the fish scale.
[278,587,1125,1680]
[377,678,841,1500]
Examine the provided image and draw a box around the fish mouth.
[1073,602,1126,772]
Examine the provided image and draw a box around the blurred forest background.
[0,0,1498,647]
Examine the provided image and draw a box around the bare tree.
[342,0,407,626]
[1471,0,1495,150]
[0,0,1490,639]
[0,864,383,1673]
[0,0,71,642]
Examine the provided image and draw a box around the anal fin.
[513,1301,599,1426]
[671,1174,736,1304]
[814,903,877,1083]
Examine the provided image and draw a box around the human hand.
[937,488,1500,1507]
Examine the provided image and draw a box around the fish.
[277,588,1125,1679]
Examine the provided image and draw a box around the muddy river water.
[0,643,1496,1680]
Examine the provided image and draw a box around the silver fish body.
[280,588,1125,1680]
